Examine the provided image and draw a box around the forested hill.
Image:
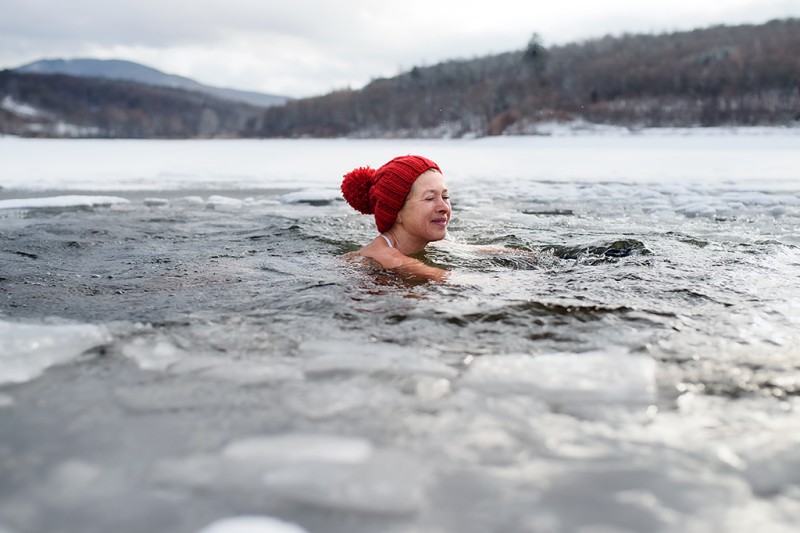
[257,18,800,137]
[0,71,266,138]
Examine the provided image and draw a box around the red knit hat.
[341,155,441,233]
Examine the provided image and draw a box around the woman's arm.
[392,256,449,282]
[365,245,449,283]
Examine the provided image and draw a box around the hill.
[0,70,265,138]
[256,18,800,137]
[14,58,289,108]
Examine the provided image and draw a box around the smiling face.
[391,169,451,251]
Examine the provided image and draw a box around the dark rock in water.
[298,199,335,206]
[280,190,342,206]
[13,250,39,259]
[547,239,651,261]
[522,208,574,216]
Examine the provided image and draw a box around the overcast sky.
[2,1,798,98]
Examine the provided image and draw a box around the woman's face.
[395,170,451,243]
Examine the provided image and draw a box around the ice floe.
[196,516,308,533]
[0,393,13,408]
[0,195,129,210]
[260,448,423,514]
[460,350,656,408]
[223,433,373,466]
[143,197,170,207]
[117,334,303,383]
[280,189,342,205]
[156,433,423,515]
[0,319,111,386]
[299,339,458,379]
[206,195,245,208]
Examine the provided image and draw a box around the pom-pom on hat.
[341,155,440,233]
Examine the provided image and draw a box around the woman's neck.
[384,228,427,255]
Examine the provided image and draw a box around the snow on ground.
[1,96,45,118]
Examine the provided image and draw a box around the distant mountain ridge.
[0,68,267,138]
[14,58,289,108]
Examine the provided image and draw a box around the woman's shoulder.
[359,237,406,269]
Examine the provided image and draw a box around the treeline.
[0,71,264,138]
[257,18,800,137]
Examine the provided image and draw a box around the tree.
[523,33,549,76]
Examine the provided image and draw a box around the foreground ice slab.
[0,320,111,386]
[156,433,424,515]
[460,350,656,408]
[222,434,373,465]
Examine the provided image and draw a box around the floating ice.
[43,460,106,505]
[675,201,718,218]
[118,336,186,371]
[741,439,800,495]
[282,377,395,419]
[195,516,308,533]
[0,393,14,408]
[194,360,303,384]
[143,197,169,207]
[206,195,244,208]
[722,191,800,207]
[261,449,423,514]
[0,320,111,386]
[118,335,303,383]
[280,189,341,205]
[300,340,458,379]
[0,195,129,210]
[460,350,656,406]
[222,434,373,465]
[156,433,423,514]
[176,195,205,205]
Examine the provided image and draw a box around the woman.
[341,154,450,282]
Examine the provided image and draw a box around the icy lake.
[1,128,800,533]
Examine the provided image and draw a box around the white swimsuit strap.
[380,234,393,248]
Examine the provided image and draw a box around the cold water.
[1,131,800,533]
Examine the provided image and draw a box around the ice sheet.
[2,130,800,193]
